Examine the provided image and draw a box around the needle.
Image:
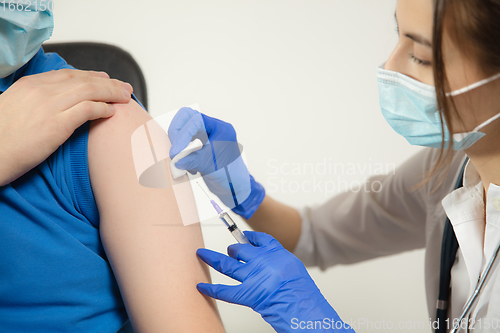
[197,182,211,200]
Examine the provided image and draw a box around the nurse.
[169,0,500,332]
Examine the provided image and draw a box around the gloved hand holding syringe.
[132,104,264,230]
[167,109,250,242]
[167,106,260,241]
[168,107,266,220]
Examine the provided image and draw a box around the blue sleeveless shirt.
[0,48,134,332]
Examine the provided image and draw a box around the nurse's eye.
[411,54,431,67]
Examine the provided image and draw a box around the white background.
[51,1,429,332]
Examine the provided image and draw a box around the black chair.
[42,42,148,111]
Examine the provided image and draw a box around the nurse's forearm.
[245,195,302,252]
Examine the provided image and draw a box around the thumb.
[244,231,278,248]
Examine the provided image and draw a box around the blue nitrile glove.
[197,231,355,333]
[168,107,265,219]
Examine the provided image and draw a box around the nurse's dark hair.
[426,0,500,188]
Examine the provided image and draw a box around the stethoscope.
[436,158,500,333]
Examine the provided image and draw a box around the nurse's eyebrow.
[406,33,432,47]
[394,12,432,48]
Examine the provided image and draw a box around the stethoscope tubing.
[450,242,500,333]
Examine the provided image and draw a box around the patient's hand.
[88,100,225,332]
[0,69,132,186]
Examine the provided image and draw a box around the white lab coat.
[293,148,500,332]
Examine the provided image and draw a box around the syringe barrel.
[231,227,250,244]
[219,212,249,244]
[218,212,235,229]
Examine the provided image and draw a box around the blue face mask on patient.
[0,2,54,78]
[377,66,500,150]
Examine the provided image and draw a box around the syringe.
[197,182,249,244]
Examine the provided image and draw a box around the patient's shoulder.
[86,99,160,220]
[89,99,151,143]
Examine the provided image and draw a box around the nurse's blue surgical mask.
[0,2,54,78]
[377,66,500,150]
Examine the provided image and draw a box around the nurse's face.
[385,0,500,133]
[384,0,434,85]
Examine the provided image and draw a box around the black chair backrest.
[42,42,148,111]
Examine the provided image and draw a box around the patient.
[0,44,224,333]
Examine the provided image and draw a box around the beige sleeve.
[293,148,444,271]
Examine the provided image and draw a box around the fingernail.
[123,82,133,93]
[99,71,109,78]
[109,104,115,114]
[123,89,131,98]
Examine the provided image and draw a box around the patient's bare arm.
[88,100,225,333]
